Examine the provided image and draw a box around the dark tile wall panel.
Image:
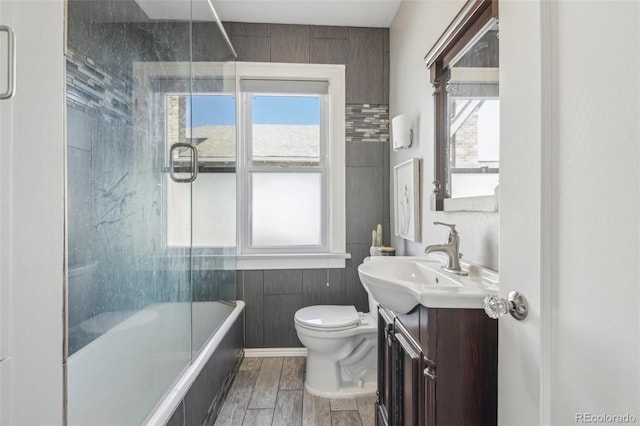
[180,311,244,426]
[346,167,384,245]
[346,141,385,167]
[383,143,391,241]
[231,22,271,37]
[165,401,184,426]
[345,244,373,312]
[230,36,271,62]
[310,38,349,65]
[227,21,390,107]
[309,25,349,39]
[270,24,310,63]
[192,22,237,62]
[383,28,390,104]
[184,360,220,426]
[302,269,346,306]
[264,294,304,347]
[264,269,303,295]
[242,271,265,348]
[346,28,385,104]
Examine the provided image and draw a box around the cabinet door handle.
[423,366,436,380]
[423,356,436,380]
[384,324,394,347]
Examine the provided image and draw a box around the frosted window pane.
[166,173,236,247]
[251,95,320,165]
[166,176,191,247]
[251,173,322,247]
[192,173,236,247]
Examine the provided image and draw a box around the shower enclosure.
[65,0,238,424]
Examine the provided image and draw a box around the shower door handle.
[169,142,199,183]
[0,25,15,100]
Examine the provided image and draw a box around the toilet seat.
[294,305,360,332]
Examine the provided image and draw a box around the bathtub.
[67,300,245,425]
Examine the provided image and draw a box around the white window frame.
[235,62,347,270]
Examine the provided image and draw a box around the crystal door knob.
[483,291,529,321]
[483,295,509,319]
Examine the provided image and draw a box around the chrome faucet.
[424,222,468,275]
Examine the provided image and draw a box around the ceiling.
[134,0,401,27]
[214,0,402,28]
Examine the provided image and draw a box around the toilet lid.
[295,305,360,330]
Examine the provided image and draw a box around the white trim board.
[244,348,308,358]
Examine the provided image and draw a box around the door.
[393,321,421,426]
[0,0,65,424]
[499,1,640,424]
[64,1,237,424]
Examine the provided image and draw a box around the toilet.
[294,295,378,398]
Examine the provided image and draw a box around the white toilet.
[294,295,378,398]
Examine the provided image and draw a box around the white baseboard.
[244,347,308,357]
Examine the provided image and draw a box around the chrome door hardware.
[169,142,199,183]
[483,291,529,321]
[0,25,15,100]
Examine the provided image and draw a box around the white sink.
[357,256,498,313]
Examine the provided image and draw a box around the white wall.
[389,0,500,270]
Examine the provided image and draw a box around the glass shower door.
[187,62,238,356]
[65,0,236,424]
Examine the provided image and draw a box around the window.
[242,84,325,250]
[163,63,347,269]
[236,63,347,269]
[165,92,237,248]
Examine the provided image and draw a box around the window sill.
[236,252,351,270]
[442,194,498,212]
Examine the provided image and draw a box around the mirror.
[424,0,499,211]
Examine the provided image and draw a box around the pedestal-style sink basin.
[357,256,498,313]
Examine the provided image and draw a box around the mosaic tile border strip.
[66,54,388,138]
[346,104,389,143]
[66,49,132,124]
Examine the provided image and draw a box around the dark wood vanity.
[376,304,497,426]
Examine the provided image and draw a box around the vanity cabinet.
[376,305,497,426]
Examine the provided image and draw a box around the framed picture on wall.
[394,158,421,241]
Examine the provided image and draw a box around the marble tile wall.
[65,3,234,352]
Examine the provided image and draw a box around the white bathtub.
[67,300,244,426]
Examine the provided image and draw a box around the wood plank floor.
[214,357,375,426]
